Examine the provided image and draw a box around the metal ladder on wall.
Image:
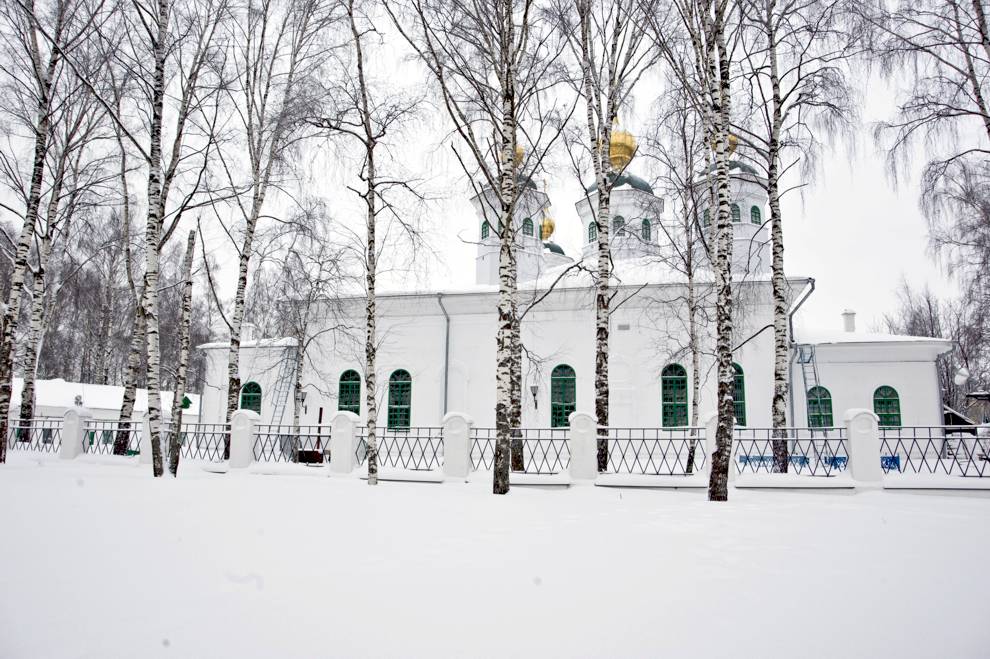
[796,344,823,440]
[269,345,299,427]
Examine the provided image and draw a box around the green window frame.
[703,209,710,227]
[387,369,412,429]
[641,219,651,242]
[612,216,625,235]
[338,370,361,415]
[481,221,490,239]
[807,386,833,428]
[733,363,746,426]
[522,218,534,237]
[588,222,597,242]
[751,205,762,224]
[873,386,901,427]
[240,381,262,414]
[550,364,576,428]
[661,364,688,427]
[731,203,741,223]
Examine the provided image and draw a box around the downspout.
[787,277,816,425]
[436,293,450,416]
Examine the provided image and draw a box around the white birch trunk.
[167,230,196,476]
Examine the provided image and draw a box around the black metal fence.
[879,426,990,477]
[6,417,62,453]
[733,427,848,477]
[162,423,231,462]
[85,420,141,455]
[606,427,706,475]
[355,426,443,471]
[470,428,570,474]
[253,425,331,463]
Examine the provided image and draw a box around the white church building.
[197,135,953,433]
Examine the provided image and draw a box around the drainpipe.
[787,277,816,425]
[436,293,451,416]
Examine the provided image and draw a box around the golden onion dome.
[609,126,637,171]
[540,215,555,240]
[514,144,525,169]
[710,133,739,154]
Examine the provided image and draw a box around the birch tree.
[0,0,105,462]
[218,0,339,429]
[387,0,567,494]
[312,0,426,484]
[645,0,739,500]
[736,0,855,471]
[166,229,196,476]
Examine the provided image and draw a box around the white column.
[705,414,734,483]
[229,409,260,469]
[59,407,92,460]
[442,412,474,480]
[844,408,882,485]
[329,411,359,474]
[139,413,153,465]
[568,411,597,481]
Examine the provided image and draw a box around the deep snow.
[1,455,988,658]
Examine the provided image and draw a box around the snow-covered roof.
[10,378,200,415]
[796,329,953,348]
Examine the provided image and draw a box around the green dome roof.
[584,171,654,195]
[703,159,760,176]
[543,241,565,256]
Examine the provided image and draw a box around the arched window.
[807,386,833,427]
[588,222,598,242]
[240,382,262,414]
[731,204,741,223]
[873,386,901,427]
[661,364,688,427]
[703,209,710,227]
[338,370,361,415]
[733,363,746,425]
[481,221,490,239]
[550,364,576,428]
[751,205,762,224]
[641,219,651,242]
[522,218,534,237]
[387,370,412,429]
[612,215,625,236]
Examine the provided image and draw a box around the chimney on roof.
[841,309,856,333]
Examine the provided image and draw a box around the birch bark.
[167,229,196,476]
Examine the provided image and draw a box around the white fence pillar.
[568,411,598,481]
[229,409,260,469]
[844,408,882,485]
[329,411,359,474]
[442,412,473,480]
[60,407,92,460]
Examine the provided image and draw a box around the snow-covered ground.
[1,456,989,658]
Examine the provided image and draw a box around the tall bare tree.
[166,229,196,476]
[218,0,339,433]
[0,0,105,462]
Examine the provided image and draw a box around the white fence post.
[442,412,473,480]
[139,413,154,465]
[844,408,882,486]
[568,411,598,481]
[229,409,260,469]
[329,411,359,475]
[60,407,92,460]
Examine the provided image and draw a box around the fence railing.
[733,427,848,477]
[162,423,231,463]
[470,428,570,474]
[6,417,63,453]
[253,425,331,464]
[879,426,990,477]
[354,427,443,471]
[85,420,142,455]
[606,427,706,476]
